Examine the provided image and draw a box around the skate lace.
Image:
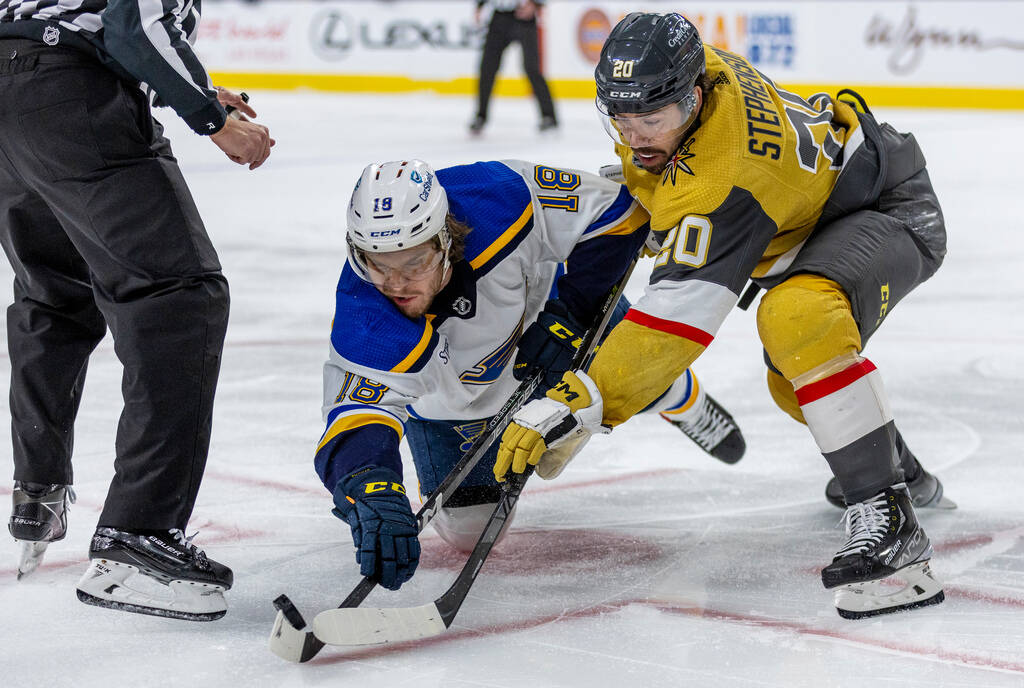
[835,495,891,558]
[676,398,735,450]
[169,528,211,568]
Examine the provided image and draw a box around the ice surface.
[1,92,1022,687]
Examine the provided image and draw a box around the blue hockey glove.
[514,299,584,387]
[332,466,420,590]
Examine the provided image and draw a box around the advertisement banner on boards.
[199,1,1024,98]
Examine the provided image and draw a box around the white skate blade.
[834,560,945,619]
[76,559,227,621]
[930,494,957,509]
[313,603,447,646]
[16,540,50,580]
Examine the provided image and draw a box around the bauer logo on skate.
[884,538,903,566]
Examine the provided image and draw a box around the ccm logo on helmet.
[370,229,401,237]
[610,91,643,98]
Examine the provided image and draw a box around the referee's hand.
[210,117,274,170]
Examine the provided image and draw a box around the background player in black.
[470,0,558,135]
[0,0,273,620]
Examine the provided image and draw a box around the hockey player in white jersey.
[317,159,745,590]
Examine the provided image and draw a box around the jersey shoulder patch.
[331,265,438,374]
[438,162,535,275]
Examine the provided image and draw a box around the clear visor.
[597,92,698,147]
[347,233,451,286]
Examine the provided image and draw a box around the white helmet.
[346,159,451,281]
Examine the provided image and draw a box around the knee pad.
[757,274,862,380]
[431,502,516,553]
[766,368,805,424]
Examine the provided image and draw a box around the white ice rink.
[1,92,1022,687]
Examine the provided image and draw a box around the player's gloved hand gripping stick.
[513,298,585,388]
[289,249,642,655]
[331,466,420,591]
[267,366,547,662]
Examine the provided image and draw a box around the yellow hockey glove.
[494,370,607,482]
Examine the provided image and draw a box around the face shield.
[347,229,452,287]
[596,91,699,148]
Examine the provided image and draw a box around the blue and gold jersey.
[316,160,649,490]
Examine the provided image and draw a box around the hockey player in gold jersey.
[496,12,951,618]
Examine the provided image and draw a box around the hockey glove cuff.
[332,466,420,591]
[494,370,608,482]
[513,299,584,387]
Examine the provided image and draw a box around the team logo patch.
[43,26,60,46]
[453,420,488,452]
[662,137,697,186]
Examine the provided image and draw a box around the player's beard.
[633,146,672,174]
[383,265,450,319]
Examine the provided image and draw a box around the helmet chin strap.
[438,224,453,278]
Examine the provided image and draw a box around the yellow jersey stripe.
[593,204,649,237]
[470,203,534,271]
[392,315,435,373]
[316,412,403,454]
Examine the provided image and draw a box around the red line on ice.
[312,597,1024,675]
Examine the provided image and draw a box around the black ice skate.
[825,463,956,510]
[76,527,232,621]
[468,115,486,136]
[662,393,746,464]
[8,481,75,579]
[821,484,944,619]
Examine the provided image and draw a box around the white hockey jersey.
[315,160,648,489]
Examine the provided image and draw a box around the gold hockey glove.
[494,370,608,482]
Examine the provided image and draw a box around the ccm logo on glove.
[546,321,581,347]
[361,481,406,496]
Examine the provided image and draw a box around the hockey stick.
[269,370,546,662]
[310,251,640,648]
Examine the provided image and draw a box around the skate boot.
[821,484,944,619]
[8,481,75,579]
[539,115,559,133]
[825,462,956,510]
[76,527,232,621]
[662,393,746,464]
[468,115,486,136]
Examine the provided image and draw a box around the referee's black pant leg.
[476,13,514,121]
[0,186,107,486]
[515,19,556,121]
[79,156,230,531]
[98,269,229,531]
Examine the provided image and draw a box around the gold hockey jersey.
[592,46,871,425]
[620,45,863,279]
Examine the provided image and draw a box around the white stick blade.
[268,610,310,662]
[313,603,447,646]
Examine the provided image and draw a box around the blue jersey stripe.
[331,265,439,372]
[582,185,635,237]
